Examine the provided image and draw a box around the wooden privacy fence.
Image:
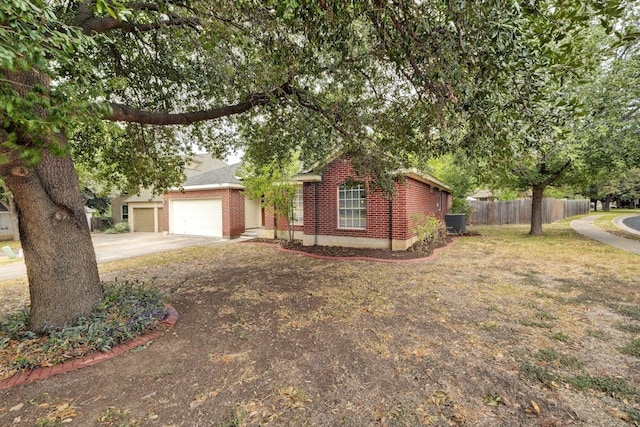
[469,198,590,225]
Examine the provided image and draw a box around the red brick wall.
[163,188,245,238]
[227,190,246,237]
[263,206,303,234]
[400,179,448,240]
[302,156,392,240]
[301,156,451,242]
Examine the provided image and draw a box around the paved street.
[621,214,640,233]
[0,232,239,282]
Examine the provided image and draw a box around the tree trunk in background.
[603,195,612,212]
[529,185,544,236]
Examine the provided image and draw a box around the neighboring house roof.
[177,163,244,190]
[469,189,497,199]
[125,188,162,203]
[123,154,230,202]
[184,154,228,178]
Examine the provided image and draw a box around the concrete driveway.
[0,232,240,282]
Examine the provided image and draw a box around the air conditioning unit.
[445,214,466,234]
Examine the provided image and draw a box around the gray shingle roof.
[182,163,242,187]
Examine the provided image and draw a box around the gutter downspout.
[388,197,393,250]
[314,181,319,246]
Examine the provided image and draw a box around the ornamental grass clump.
[0,281,167,379]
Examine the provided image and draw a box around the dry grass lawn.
[0,220,639,426]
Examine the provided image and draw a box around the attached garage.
[170,199,222,237]
[132,208,154,232]
[131,206,164,232]
[165,163,247,239]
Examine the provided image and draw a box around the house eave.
[402,169,451,191]
[170,183,245,192]
[291,174,322,182]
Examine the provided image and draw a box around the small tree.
[238,153,302,242]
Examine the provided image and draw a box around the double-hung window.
[292,187,304,225]
[338,182,366,229]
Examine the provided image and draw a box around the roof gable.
[296,153,450,191]
[180,163,243,189]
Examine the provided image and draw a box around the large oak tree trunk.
[1,149,102,332]
[0,69,102,332]
[529,185,544,236]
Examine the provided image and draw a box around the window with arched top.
[338,182,366,229]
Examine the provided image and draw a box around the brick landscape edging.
[275,237,457,263]
[0,305,178,390]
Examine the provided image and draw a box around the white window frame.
[292,186,304,225]
[121,205,129,220]
[338,182,366,229]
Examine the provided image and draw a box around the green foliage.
[574,24,640,203]
[426,154,476,199]
[519,362,560,388]
[620,338,640,357]
[104,222,130,234]
[0,0,99,157]
[565,375,636,396]
[0,281,167,371]
[2,0,632,195]
[239,151,302,241]
[535,349,584,369]
[450,198,473,216]
[410,214,447,244]
[81,187,110,215]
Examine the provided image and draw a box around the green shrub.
[410,213,447,244]
[451,197,473,217]
[104,221,130,234]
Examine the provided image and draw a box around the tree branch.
[76,2,200,34]
[105,82,293,125]
[542,159,572,187]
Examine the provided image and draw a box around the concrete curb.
[612,215,640,237]
[0,305,178,390]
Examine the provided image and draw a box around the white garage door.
[171,199,222,237]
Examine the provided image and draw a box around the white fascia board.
[291,174,322,182]
[403,169,451,191]
[174,183,246,191]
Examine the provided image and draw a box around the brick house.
[163,154,450,250]
[263,154,451,251]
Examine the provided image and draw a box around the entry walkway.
[570,215,640,255]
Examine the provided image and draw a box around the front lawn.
[0,222,638,426]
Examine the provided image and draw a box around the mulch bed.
[249,237,451,260]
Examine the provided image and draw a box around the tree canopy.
[0,0,633,330]
[5,0,627,189]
